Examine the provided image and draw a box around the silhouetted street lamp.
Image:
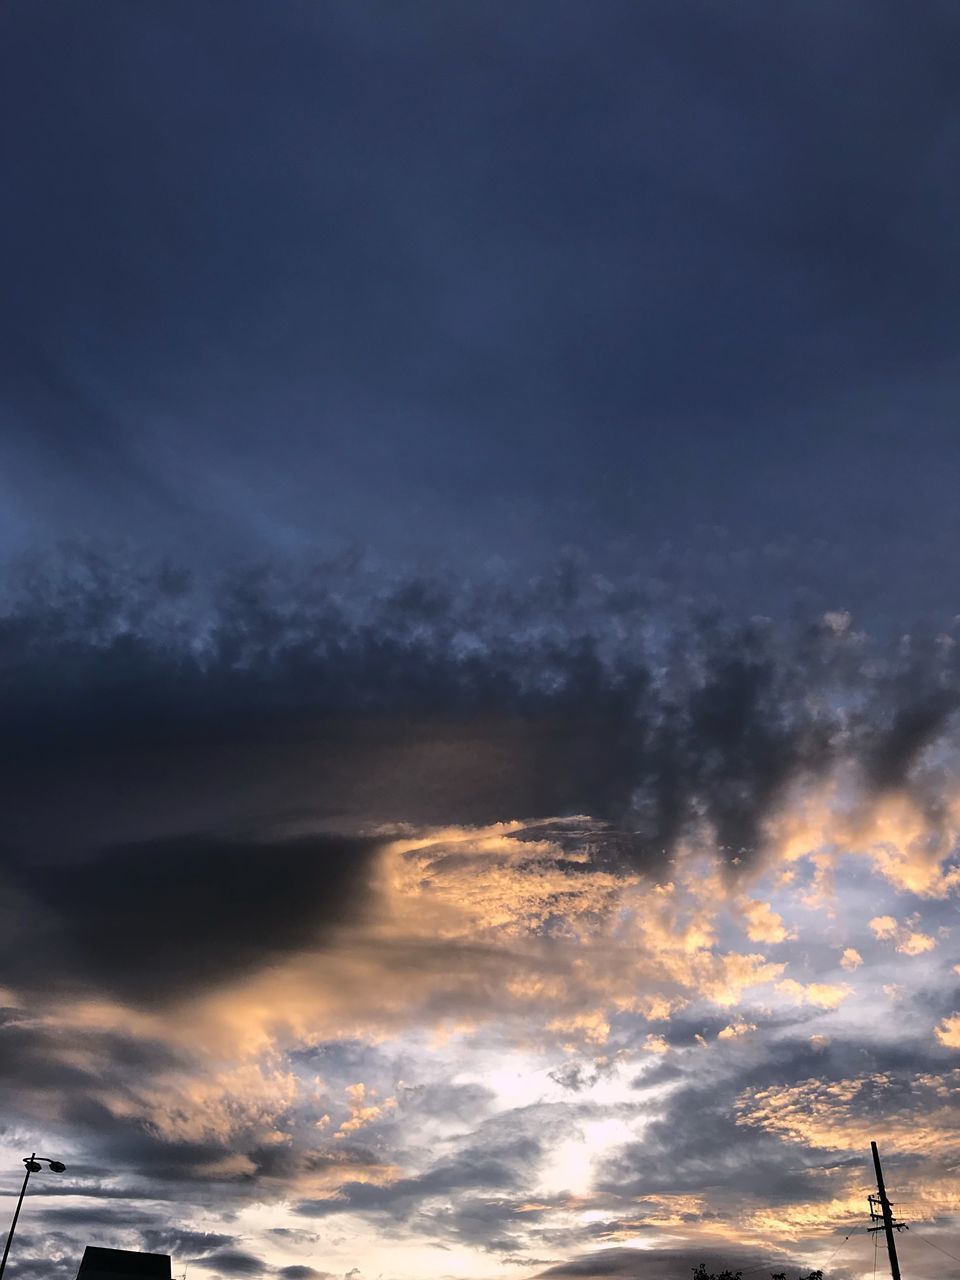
[0,1153,66,1279]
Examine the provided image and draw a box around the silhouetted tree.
[692,1265,824,1280]
[692,1265,743,1280]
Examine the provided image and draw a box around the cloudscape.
[2,4,960,1280]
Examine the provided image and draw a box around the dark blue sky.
[3,0,960,618]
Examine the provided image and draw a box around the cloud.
[200,1249,270,1276]
[295,1119,546,1221]
[335,1084,397,1139]
[736,1070,960,1162]
[140,1230,237,1259]
[774,981,853,1010]
[869,915,938,955]
[935,1015,960,1048]
[768,776,960,899]
[1,550,960,896]
[2,557,960,1274]
[739,898,796,944]
[7,831,380,1004]
[0,553,957,934]
[604,1128,819,1209]
[717,1021,756,1040]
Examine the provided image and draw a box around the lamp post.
[0,1153,66,1279]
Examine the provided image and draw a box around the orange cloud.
[766,770,960,899]
[717,1020,756,1039]
[737,1070,960,1157]
[774,979,853,1009]
[335,1083,397,1138]
[870,914,937,955]
[739,897,796,944]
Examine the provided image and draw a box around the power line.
[821,1228,863,1271]
[909,1232,960,1267]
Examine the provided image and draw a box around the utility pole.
[869,1140,907,1280]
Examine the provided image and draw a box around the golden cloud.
[870,915,937,955]
[774,979,853,1009]
[737,1071,960,1158]
[766,770,960,899]
[935,1014,960,1048]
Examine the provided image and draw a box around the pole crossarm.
[869,1141,905,1280]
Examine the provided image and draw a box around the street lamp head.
[3,1155,68,1280]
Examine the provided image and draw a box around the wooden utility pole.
[869,1140,907,1280]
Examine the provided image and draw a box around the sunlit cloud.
[869,914,937,955]
[935,1015,960,1048]
[769,772,960,899]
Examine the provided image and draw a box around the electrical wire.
[743,1226,864,1279]
[909,1232,960,1267]
[819,1228,863,1273]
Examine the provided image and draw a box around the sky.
[1,3,960,1280]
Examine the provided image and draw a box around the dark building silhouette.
[76,1247,171,1280]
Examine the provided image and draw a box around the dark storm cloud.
[865,691,960,791]
[138,1229,237,1259]
[2,550,959,883]
[39,1206,156,1230]
[0,1021,181,1095]
[2,2,960,617]
[201,1250,270,1277]
[8,831,379,1003]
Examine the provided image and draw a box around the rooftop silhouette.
[75,1247,171,1280]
